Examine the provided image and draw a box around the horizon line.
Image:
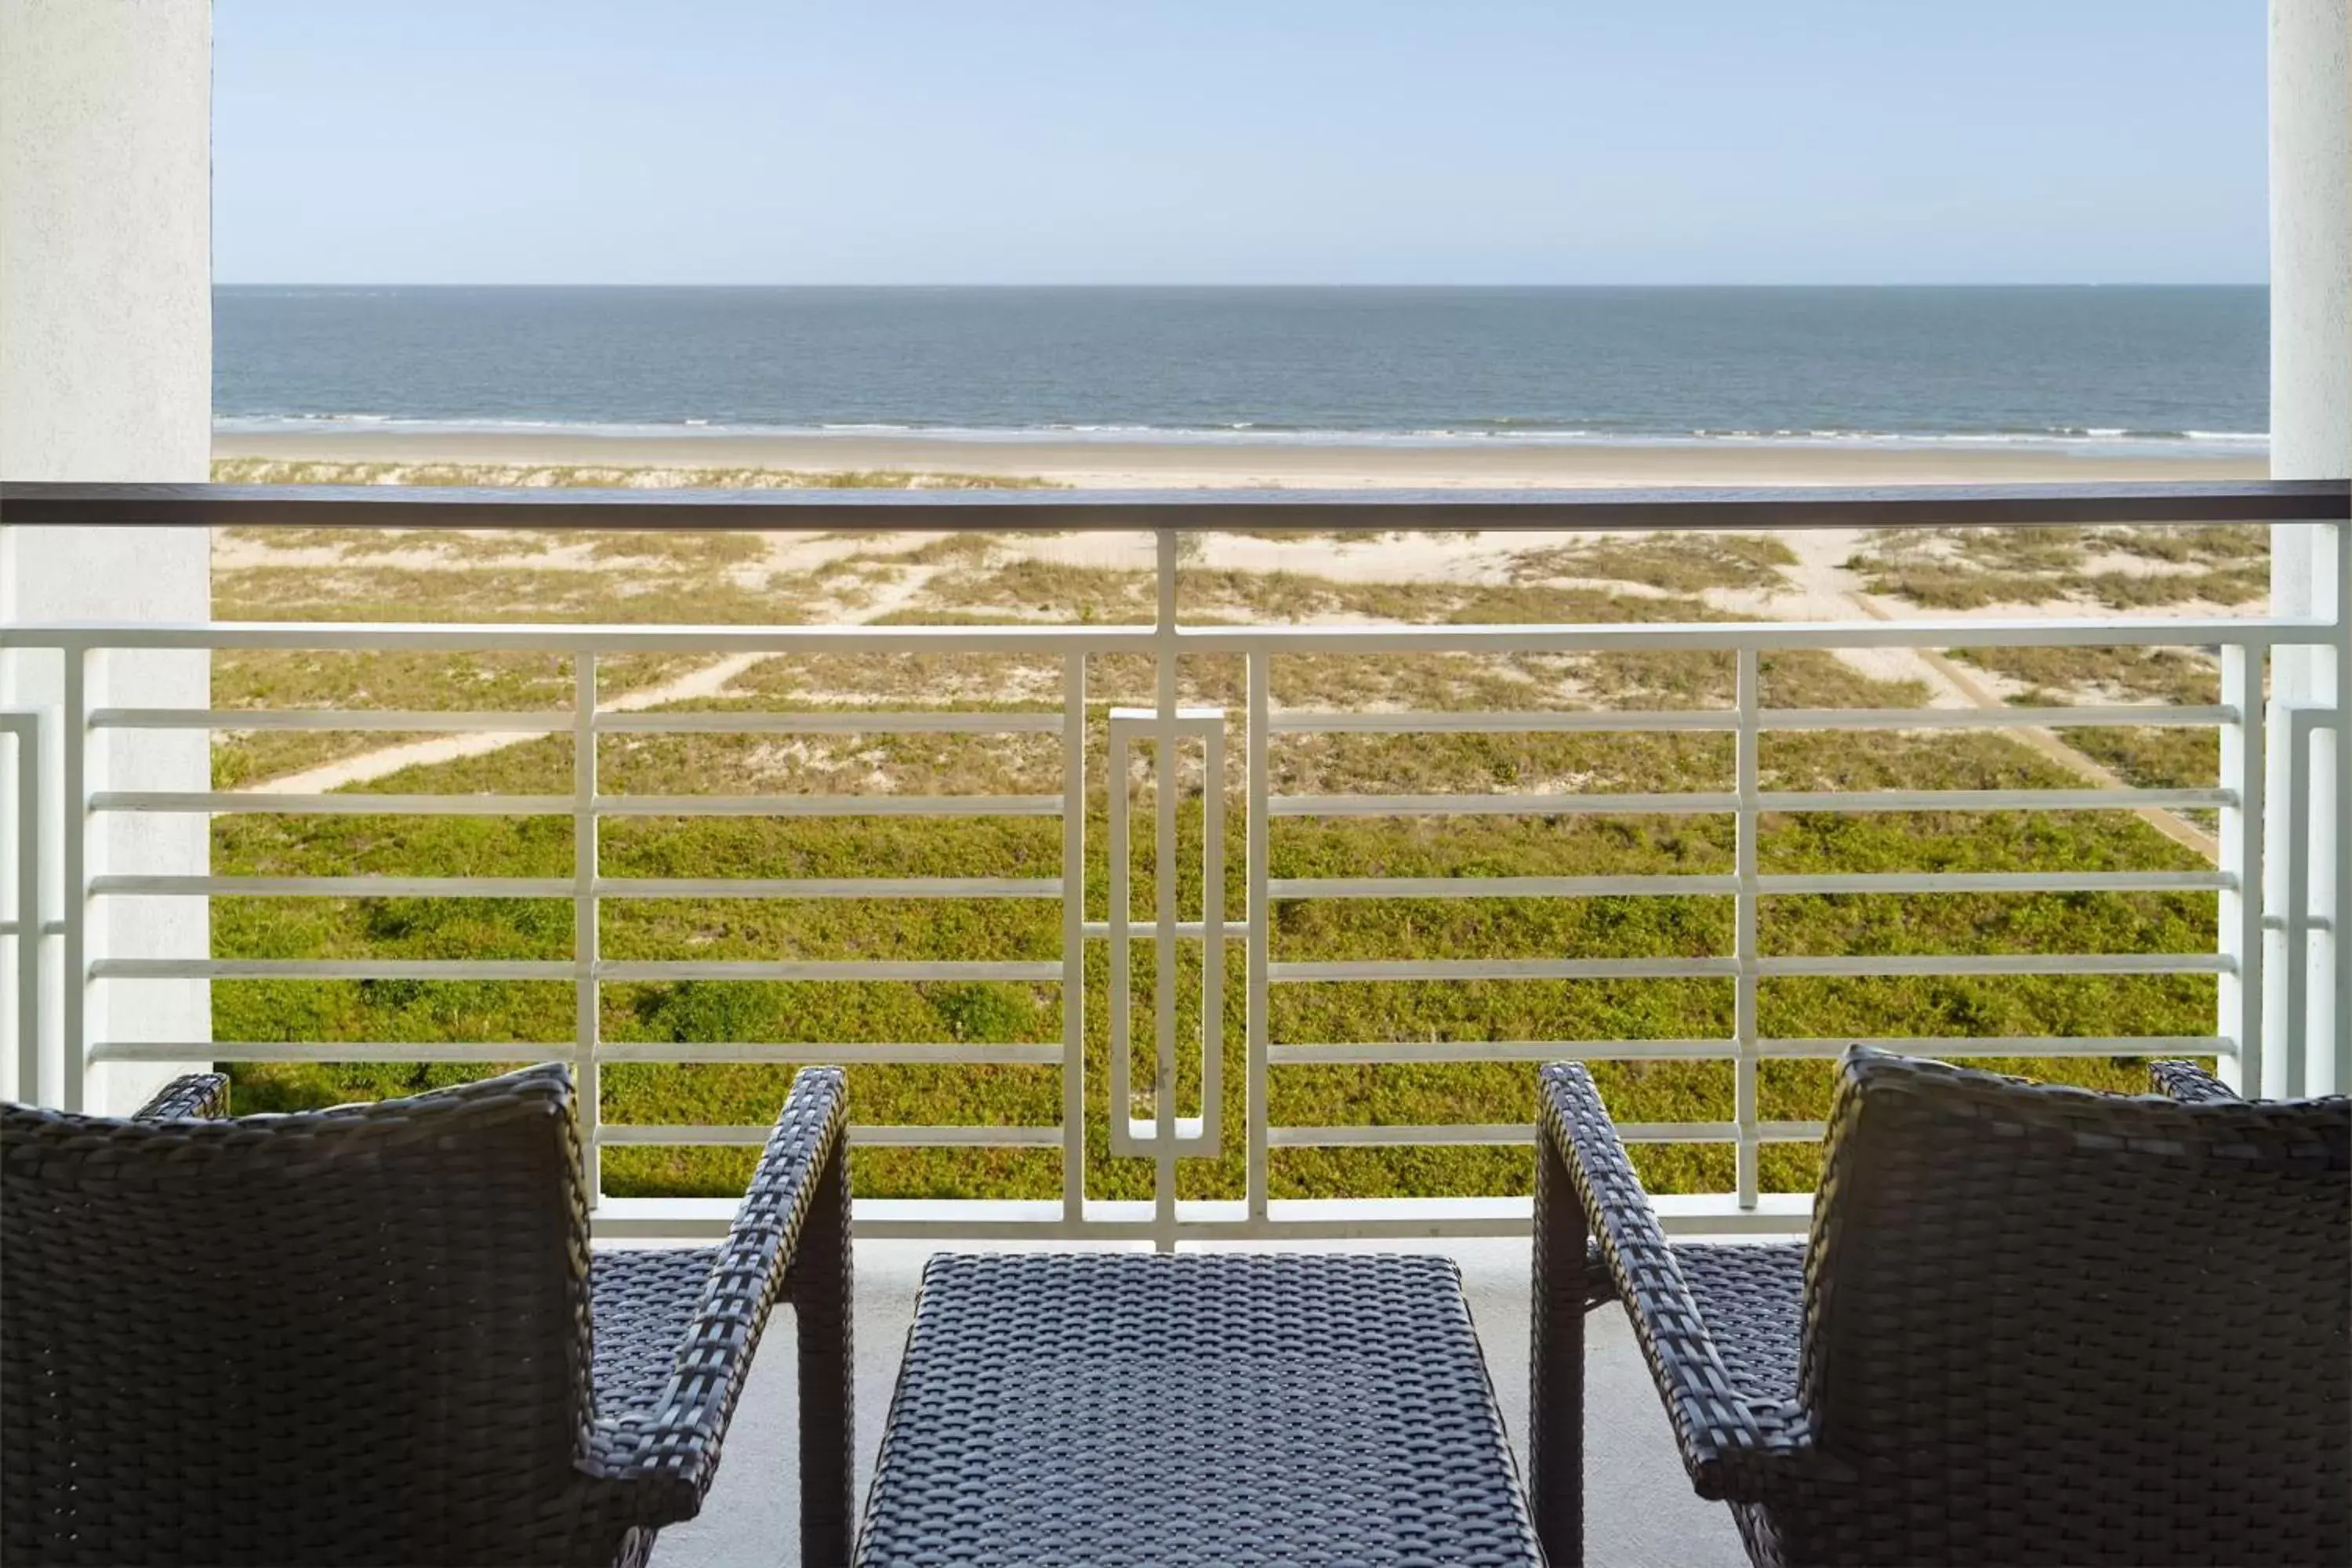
[210,278,2273,291]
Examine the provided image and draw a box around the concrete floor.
[652,1236,1746,1567]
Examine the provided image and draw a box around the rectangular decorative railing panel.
[2,481,2344,1242]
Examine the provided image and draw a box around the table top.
[855,1252,1543,1567]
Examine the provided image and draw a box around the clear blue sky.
[213,1,2267,286]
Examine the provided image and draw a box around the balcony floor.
[649,1236,1747,1567]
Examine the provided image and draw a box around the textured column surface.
[1,0,214,1109]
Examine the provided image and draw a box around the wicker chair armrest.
[133,1073,231,1120]
[1539,1064,1812,1500]
[585,1065,850,1509]
[2150,1059,2239,1104]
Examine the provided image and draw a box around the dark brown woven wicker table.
[855,1252,1542,1566]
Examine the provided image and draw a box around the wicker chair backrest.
[1798,1048,2350,1563]
[2,1064,597,1566]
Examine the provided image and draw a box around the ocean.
[213,285,2267,456]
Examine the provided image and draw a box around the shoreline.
[213,429,2267,489]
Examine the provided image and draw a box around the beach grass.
[211,691,2214,1203]
[202,490,2230,1205]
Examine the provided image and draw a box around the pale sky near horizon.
[213,1,2267,287]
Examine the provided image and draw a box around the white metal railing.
[1,481,2345,1244]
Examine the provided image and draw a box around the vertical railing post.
[2324,518,2350,1097]
[1246,650,1271,1224]
[2315,710,2348,1095]
[2,711,40,1104]
[1060,651,1087,1224]
[2269,706,2325,1098]
[1733,648,1760,1208]
[1199,722,1225,1148]
[574,654,601,1202]
[2217,643,2267,1094]
[1152,528,1179,1251]
[60,647,96,1112]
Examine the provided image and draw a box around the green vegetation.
[205,514,2226,1206]
[212,684,2216,1204]
[1945,643,2223,795]
[1849,524,2267,611]
[1508,532,1797,593]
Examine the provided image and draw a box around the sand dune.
[214,429,2265,491]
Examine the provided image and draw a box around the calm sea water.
[214,285,2267,453]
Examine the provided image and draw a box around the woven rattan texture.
[1673,1244,1803,1405]
[856,1252,1541,1567]
[593,1247,723,1416]
[2,1062,852,1568]
[1535,1050,2351,1568]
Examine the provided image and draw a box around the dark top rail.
[1,479,2344,533]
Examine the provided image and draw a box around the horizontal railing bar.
[1269,952,2227,982]
[597,710,1063,735]
[1272,792,1738,818]
[8,479,2339,531]
[95,791,573,815]
[597,877,1061,899]
[92,873,1069,900]
[1756,1034,2234,1058]
[1105,705,1226,721]
[5,622,1161,654]
[102,791,1064,818]
[1080,919,1243,939]
[1174,618,2336,654]
[1271,875,1738,898]
[1755,953,2229,976]
[595,793,1061,818]
[1272,705,2244,737]
[1268,1123,1537,1147]
[851,1124,1065,1147]
[94,874,575,898]
[5,616,2340,657]
[1272,956,1740,981]
[595,959,1060,982]
[96,956,1065,982]
[1755,870,2234,894]
[93,958,569,980]
[94,1040,550,1063]
[596,1041,1064,1065]
[1269,1038,1730,1064]
[1120,1115,1209,1143]
[1760,705,2238,730]
[93,1035,2229,1067]
[595,1193,1818,1243]
[1757,787,2231,812]
[1755,1120,1828,1141]
[1268,1120,1737,1147]
[92,1039,1076,1067]
[599,1123,1062,1148]
[93,707,575,733]
[1272,710,1738,735]
[1270,871,2230,898]
[1282,791,2234,821]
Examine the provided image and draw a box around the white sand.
[215,428,2263,491]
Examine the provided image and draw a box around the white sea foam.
[211,412,2271,455]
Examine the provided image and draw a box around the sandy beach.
[213,428,2265,490]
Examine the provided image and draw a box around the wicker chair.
[2,1062,852,1568]
[1532,1047,2350,1568]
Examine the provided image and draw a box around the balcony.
[1,477,2346,1563]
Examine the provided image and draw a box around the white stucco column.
[2265,0,2351,1096]
[0,0,212,1110]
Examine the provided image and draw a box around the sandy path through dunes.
[241,653,771,795]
